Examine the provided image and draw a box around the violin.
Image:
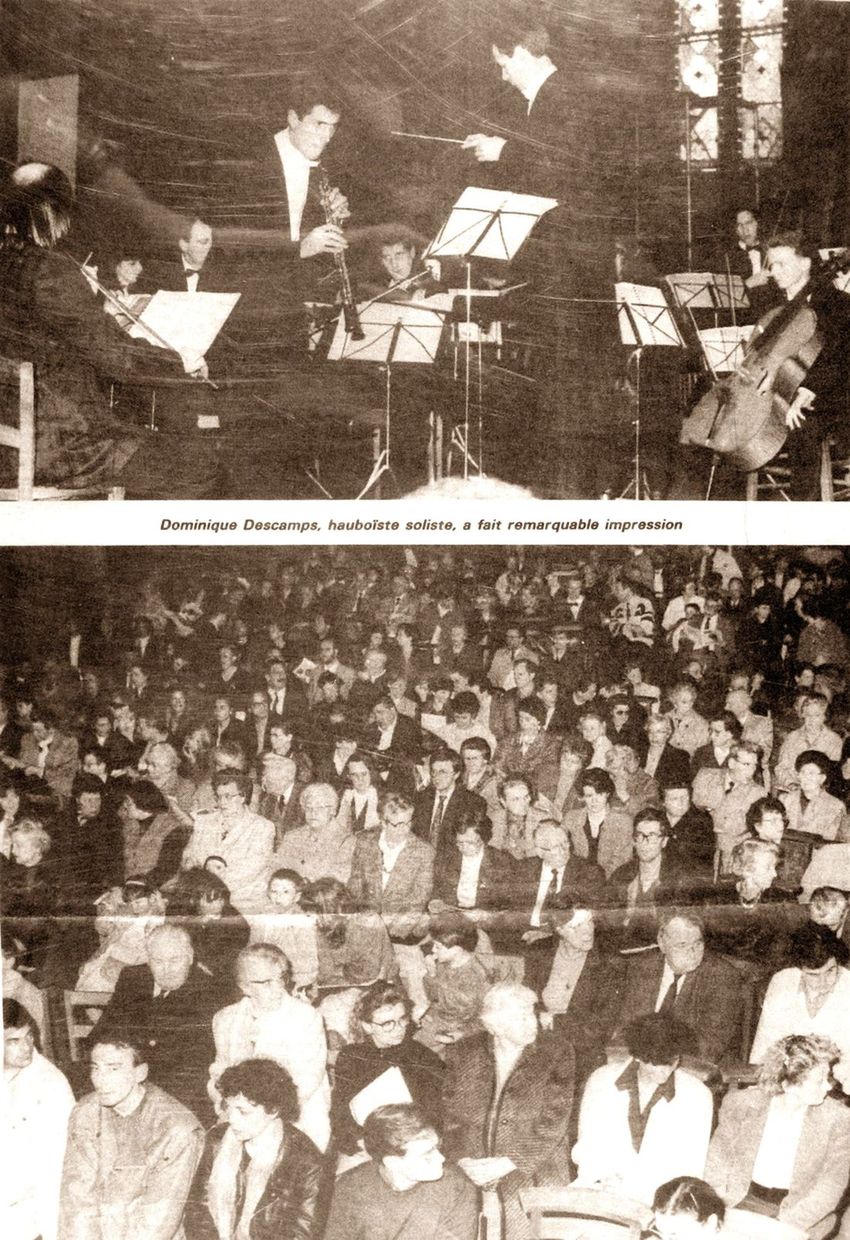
[680,247,850,472]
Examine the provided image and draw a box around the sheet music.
[426,186,558,262]
[126,290,240,355]
[665,272,718,310]
[327,301,446,364]
[697,326,751,374]
[712,273,748,310]
[349,1066,413,1127]
[615,282,683,348]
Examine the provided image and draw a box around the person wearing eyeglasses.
[608,809,685,949]
[330,981,445,1166]
[181,771,274,915]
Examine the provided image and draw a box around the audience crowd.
[5,543,850,1240]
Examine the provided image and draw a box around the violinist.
[721,206,780,320]
[359,227,443,303]
[764,232,850,499]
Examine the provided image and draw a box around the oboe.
[317,165,364,340]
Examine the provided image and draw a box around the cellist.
[764,232,850,499]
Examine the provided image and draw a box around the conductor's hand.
[179,348,209,381]
[301,224,348,258]
[786,386,815,430]
[462,133,507,162]
[323,186,350,222]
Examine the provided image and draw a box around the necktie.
[658,975,679,1015]
[431,793,446,843]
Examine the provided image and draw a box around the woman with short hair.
[185,1058,323,1240]
[706,1034,850,1238]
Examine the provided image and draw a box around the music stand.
[615,282,685,499]
[426,187,557,478]
[327,301,447,498]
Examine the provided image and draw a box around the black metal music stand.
[425,187,557,478]
[615,282,685,500]
[326,301,447,498]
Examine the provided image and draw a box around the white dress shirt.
[274,128,318,241]
[456,848,485,908]
[751,1094,807,1189]
[531,863,565,927]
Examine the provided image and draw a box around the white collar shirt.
[274,128,318,242]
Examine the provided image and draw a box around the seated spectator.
[774,694,842,793]
[573,1014,713,1202]
[272,781,354,883]
[751,923,850,1090]
[265,718,314,786]
[331,982,445,1159]
[706,838,798,970]
[606,695,646,751]
[552,733,592,814]
[336,750,382,834]
[300,876,397,1042]
[1,816,58,978]
[416,914,492,1055]
[618,911,744,1065]
[808,885,850,951]
[490,774,554,860]
[667,681,710,758]
[59,1031,204,1240]
[324,1103,478,1240]
[252,753,304,845]
[413,747,487,856]
[700,741,765,872]
[165,867,250,992]
[527,900,623,1080]
[182,770,274,913]
[661,782,715,885]
[562,767,633,879]
[578,708,614,769]
[94,922,219,1119]
[707,1034,850,1239]
[428,690,496,755]
[13,706,79,804]
[2,997,75,1240]
[640,714,691,788]
[608,808,685,946]
[650,1176,726,1240]
[210,943,331,1151]
[430,810,516,915]
[691,712,741,776]
[76,875,165,993]
[517,820,605,932]
[184,1058,323,1240]
[249,868,317,990]
[441,981,574,1240]
[458,737,500,813]
[782,750,850,840]
[120,778,190,888]
[494,698,560,803]
[605,743,659,817]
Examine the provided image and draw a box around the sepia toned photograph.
[4,542,850,1239]
[2,0,849,502]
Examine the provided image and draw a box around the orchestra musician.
[139,217,216,294]
[720,207,780,320]
[763,231,850,499]
[0,162,222,497]
[271,80,349,263]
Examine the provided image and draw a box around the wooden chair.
[62,989,111,1062]
[744,453,792,501]
[0,356,124,499]
[519,1188,652,1240]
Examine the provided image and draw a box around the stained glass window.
[676,0,784,164]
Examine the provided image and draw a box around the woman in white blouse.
[707,1034,850,1239]
[750,923,850,1091]
[336,751,381,834]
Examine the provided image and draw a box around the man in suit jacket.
[431,814,518,913]
[617,911,744,1065]
[307,636,356,705]
[210,694,249,753]
[94,924,218,1120]
[364,697,423,794]
[516,821,605,931]
[252,753,305,848]
[720,206,781,320]
[639,714,692,789]
[413,748,487,854]
[261,656,308,723]
[140,217,216,294]
[494,695,561,802]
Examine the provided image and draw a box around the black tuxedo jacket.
[433,843,519,911]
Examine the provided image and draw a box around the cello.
[680,246,850,472]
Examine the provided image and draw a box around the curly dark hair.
[217,1058,299,1122]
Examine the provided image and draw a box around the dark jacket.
[617,948,745,1065]
[95,962,219,1118]
[442,1030,575,1240]
[184,1121,323,1240]
[412,784,487,853]
[524,945,625,1073]
[432,843,519,911]
[331,1035,445,1154]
